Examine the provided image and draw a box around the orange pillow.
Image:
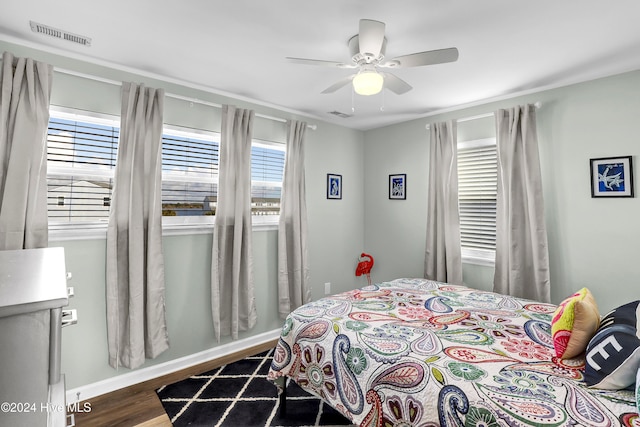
[551,287,600,359]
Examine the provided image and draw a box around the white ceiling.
[1,1,640,130]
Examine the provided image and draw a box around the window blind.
[250,143,285,215]
[161,132,219,217]
[48,117,119,169]
[47,117,117,222]
[457,139,497,253]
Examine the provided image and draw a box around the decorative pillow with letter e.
[551,287,600,359]
[584,300,640,390]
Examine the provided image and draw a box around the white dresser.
[0,247,71,427]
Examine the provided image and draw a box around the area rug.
[156,348,354,427]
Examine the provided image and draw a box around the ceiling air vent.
[328,110,352,119]
[30,21,92,47]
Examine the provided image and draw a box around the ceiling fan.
[286,19,459,96]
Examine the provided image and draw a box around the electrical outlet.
[324,282,331,295]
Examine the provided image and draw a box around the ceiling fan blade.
[286,57,355,68]
[381,72,412,95]
[358,19,386,60]
[321,75,354,94]
[387,47,459,68]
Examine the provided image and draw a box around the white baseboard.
[66,328,281,403]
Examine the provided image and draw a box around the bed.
[267,278,638,426]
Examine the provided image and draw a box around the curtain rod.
[53,67,317,130]
[425,102,542,130]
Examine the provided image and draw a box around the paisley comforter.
[267,278,638,426]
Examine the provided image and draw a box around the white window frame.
[47,107,283,241]
[457,137,497,266]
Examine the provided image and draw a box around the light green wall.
[361,119,430,281]
[52,231,283,387]
[1,40,364,390]
[364,70,640,314]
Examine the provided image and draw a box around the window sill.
[48,218,279,242]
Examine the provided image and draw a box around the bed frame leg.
[279,383,287,417]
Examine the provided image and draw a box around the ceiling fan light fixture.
[352,69,384,96]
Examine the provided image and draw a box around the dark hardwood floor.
[70,340,278,426]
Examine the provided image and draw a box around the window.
[161,126,220,220]
[160,128,285,221]
[250,141,286,216]
[457,138,497,264]
[47,111,118,224]
[46,109,285,229]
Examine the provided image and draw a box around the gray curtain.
[106,82,168,369]
[277,120,310,318]
[0,52,52,250]
[424,120,463,284]
[211,105,257,341]
[493,104,550,302]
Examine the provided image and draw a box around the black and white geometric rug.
[156,349,355,427]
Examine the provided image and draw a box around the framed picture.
[590,156,634,198]
[327,173,342,199]
[389,173,406,200]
